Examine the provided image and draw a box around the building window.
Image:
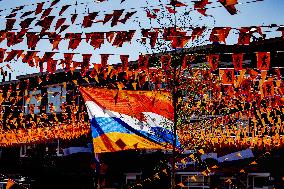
[20,144,36,157]
[180,174,210,189]
[47,85,66,113]
[25,90,41,114]
[125,173,142,186]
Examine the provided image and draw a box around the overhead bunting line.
[0,0,263,20]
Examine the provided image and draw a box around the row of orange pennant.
[1,25,283,50]
[2,0,239,30]
[0,46,273,74]
[209,52,271,71]
[0,62,283,146]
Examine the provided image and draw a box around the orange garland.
[0,120,90,147]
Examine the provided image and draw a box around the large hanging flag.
[80,87,178,153]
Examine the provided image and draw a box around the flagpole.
[171,1,178,188]
[171,64,178,189]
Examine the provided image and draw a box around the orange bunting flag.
[120,55,129,71]
[256,52,270,70]
[106,32,115,43]
[238,28,251,45]
[59,5,71,16]
[0,48,6,63]
[41,52,55,63]
[100,54,110,68]
[209,27,231,44]
[110,10,124,27]
[5,50,24,62]
[82,12,98,28]
[221,68,235,85]
[148,30,159,48]
[48,32,62,50]
[182,54,194,69]
[35,2,44,15]
[63,53,74,71]
[263,81,274,97]
[65,33,82,50]
[20,17,36,29]
[232,53,243,71]
[146,9,157,19]
[170,0,186,6]
[86,32,105,50]
[112,30,135,47]
[198,149,205,154]
[160,55,172,71]
[248,68,258,80]
[36,16,55,34]
[208,54,219,71]
[90,64,99,79]
[5,18,16,31]
[55,18,66,30]
[177,183,185,187]
[41,7,53,19]
[6,179,16,189]
[50,0,60,7]
[138,54,149,70]
[71,14,78,24]
[194,0,210,16]
[119,11,137,24]
[26,32,40,50]
[274,68,281,80]
[166,6,177,14]
[191,27,206,41]
[218,0,238,15]
[47,59,57,73]
[250,161,257,165]
[81,54,92,76]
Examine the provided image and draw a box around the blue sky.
[0,0,283,79]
